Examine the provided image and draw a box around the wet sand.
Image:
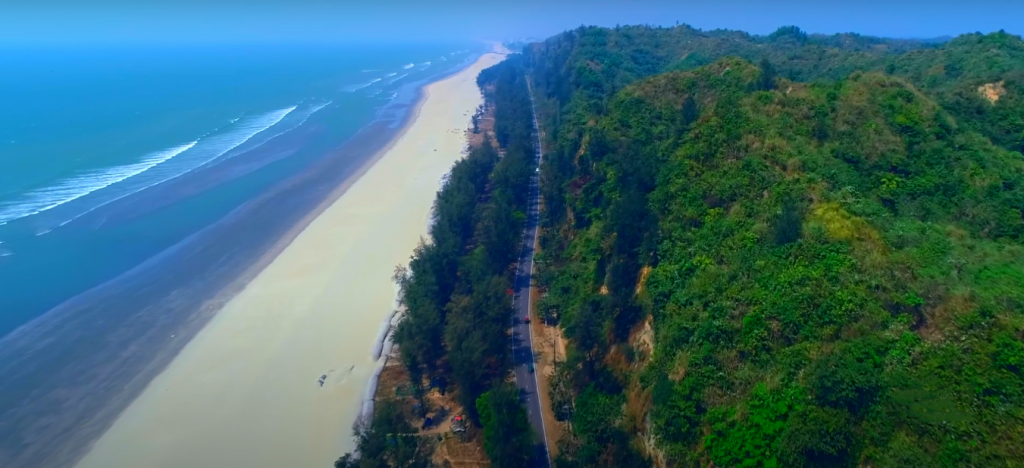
[73,49,506,468]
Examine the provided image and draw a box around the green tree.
[779,406,853,468]
[758,58,778,91]
[476,384,534,468]
[810,338,885,414]
[334,402,433,468]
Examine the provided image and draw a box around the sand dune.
[74,49,506,468]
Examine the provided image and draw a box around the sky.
[2,0,1022,45]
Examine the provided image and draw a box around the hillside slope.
[518,27,1024,468]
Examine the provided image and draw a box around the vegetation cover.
[337,56,538,468]
[515,24,1024,468]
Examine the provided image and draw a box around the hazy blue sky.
[2,0,1021,45]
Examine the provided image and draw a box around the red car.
[524,317,531,324]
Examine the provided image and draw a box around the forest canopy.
[514,24,1024,468]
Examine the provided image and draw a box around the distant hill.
[525,25,1023,154]
[502,37,545,53]
[916,35,955,44]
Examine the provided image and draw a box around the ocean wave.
[139,107,295,181]
[402,63,414,69]
[384,72,397,77]
[386,73,408,84]
[240,102,330,148]
[0,141,197,225]
[55,106,296,227]
[343,83,369,92]
[344,78,383,92]
[302,101,331,122]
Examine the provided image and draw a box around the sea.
[0,42,485,467]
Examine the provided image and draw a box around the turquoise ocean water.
[0,43,482,339]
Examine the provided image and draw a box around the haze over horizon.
[2,0,1022,46]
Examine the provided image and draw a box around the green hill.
[888,31,1024,152]
[518,26,1024,468]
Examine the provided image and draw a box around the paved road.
[511,83,550,468]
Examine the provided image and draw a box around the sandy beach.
[74,48,506,468]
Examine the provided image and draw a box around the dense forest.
[336,56,538,468]
[500,24,1024,468]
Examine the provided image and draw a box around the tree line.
[336,55,539,468]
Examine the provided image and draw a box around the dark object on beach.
[422,416,433,429]
[318,374,327,387]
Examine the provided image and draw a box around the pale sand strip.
[74,49,507,468]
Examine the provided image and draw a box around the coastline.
[71,47,508,468]
[193,71,438,341]
[0,51,488,468]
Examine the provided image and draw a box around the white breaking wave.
[55,106,297,227]
[224,102,330,156]
[299,101,330,125]
[386,73,408,84]
[126,106,296,186]
[384,72,397,77]
[344,78,383,92]
[0,141,197,225]
[402,63,414,69]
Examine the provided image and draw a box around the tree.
[758,58,778,91]
[779,406,853,468]
[682,94,699,128]
[772,201,804,245]
[335,402,433,468]
[445,274,511,421]
[810,340,884,414]
[476,384,534,468]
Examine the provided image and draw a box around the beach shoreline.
[0,48,492,468]
[70,46,507,468]
[194,76,437,336]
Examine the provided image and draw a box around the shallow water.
[0,42,484,468]
[0,43,480,338]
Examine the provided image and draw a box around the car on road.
[528,364,535,373]
[524,317,530,324]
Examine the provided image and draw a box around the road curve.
[510,80,551,468]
